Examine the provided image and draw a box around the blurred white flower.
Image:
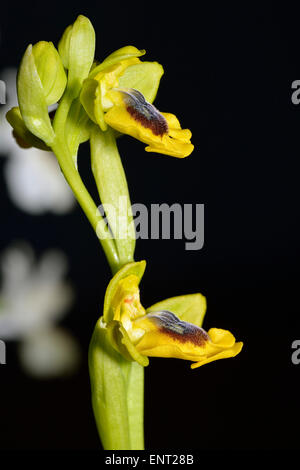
[0,242,81,377]
[19,327,81,378]
[0,68,75,215]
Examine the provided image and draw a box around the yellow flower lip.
[104,88,194,158]
[133,310,243,369]
[113,88,169,137]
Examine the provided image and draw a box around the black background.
[0,0,300,452]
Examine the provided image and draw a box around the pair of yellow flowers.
[80,46,243,369]
[9,35,242,369]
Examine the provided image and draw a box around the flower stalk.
[90,125,136,268]
[89,319,144,450]
[50,136,120,273]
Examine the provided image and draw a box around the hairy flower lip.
[104,95,194,158]
[114,88,169,137]
[140,310,210,346]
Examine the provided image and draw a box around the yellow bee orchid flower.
[101,261,243,369]
[80,46,194,158]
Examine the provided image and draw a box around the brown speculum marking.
[147,310,210,346]
[119,88,169,136]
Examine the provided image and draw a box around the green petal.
[147,293,207,328]
[80,78,107,130]
[107,320,149,367]
[102,45,146,64]
[103,260,146,324]
[119,61,164,104]
[89,45,145,79]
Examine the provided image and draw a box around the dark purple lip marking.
[147,310,210,346]
[117,88,169,137]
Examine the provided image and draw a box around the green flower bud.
[58,15,95,98]
[31,41,67,106]
[6,107,50,150]
[17,42,66,145]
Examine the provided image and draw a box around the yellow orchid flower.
[80,46,194,158]
[102,261,243,369]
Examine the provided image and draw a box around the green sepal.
[103,260,146,324]
[17,44,55,145]
[89,45,145,79]
[119,61,164,104]
[88,318,144,449]
[6,107,51,151]
[147,293,207,327]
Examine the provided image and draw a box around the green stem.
[88,129,145,449]
[53,90,144,450]
[51,91,120,273]
[52,137,119,273]
[126,361,144,450]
